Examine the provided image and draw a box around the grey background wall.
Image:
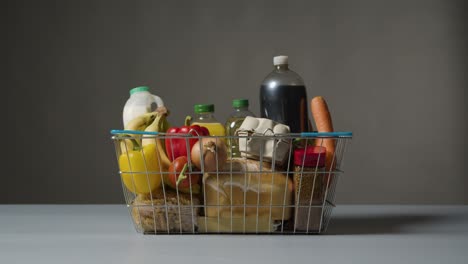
[2,0,467,204]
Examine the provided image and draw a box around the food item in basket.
[122,86,164,127]
[191,104,226,137]
[122,107,170,155]
[141,112,196,194]
[167,156,201,194]
[151,106,171,138]
[293,146,327,231]
[140,107,170,143]
[131,190,199,233]
[119,141,162,194]
[165,116,209,161]
[311,96,335,172]
[293,146,326,167]
[203,158,293,221]
[260,55,311,133]
[119,111,171,194]
[124,112,157,131]
[237,116,291,166]
[191,137,227,172]
[120,112,157,153]
[225,99,256,158]
[141,112,172,171]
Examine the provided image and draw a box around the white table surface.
[1,205,467,264]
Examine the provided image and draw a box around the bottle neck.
[195,112,216,121]
[234,106,249,112]
[131,91,150,97]
[275,64,289,71]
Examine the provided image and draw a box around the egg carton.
[236,116,291,166]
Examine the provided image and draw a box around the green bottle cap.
[194,104,215,113]
[232,99,249,108]
[130,86,149,95]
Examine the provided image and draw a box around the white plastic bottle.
[123,86,164,127]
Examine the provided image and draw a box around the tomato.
[168,156,201,189]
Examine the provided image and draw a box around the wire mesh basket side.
[112,132,351,234]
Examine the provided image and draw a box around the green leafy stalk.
[176,163,188,186]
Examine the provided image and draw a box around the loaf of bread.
[203,158,293,221]
[131,190,199,233]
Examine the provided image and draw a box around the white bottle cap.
[273,55,288,65]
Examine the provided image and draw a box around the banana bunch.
[125,112,158,131]
[120,112,157,153]
[142,113,172,171]
[120,107,172,171]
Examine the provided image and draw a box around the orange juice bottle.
[191,104,226,137]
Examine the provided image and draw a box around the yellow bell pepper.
[119,142,162,194]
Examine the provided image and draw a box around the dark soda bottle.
[259,56,311,133]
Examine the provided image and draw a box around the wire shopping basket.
[111,130,352,234]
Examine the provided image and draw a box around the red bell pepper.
[165,116,209,161]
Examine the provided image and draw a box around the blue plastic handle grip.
[110,130,159,135]
[300,132,353,137]
[110,130,352,137]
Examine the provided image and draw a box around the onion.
[191,138,227,172]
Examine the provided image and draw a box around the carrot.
[311,96,335,173]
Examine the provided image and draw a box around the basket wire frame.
[112,132,351,234]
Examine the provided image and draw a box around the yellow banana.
[124,112,157,130]
[120,113,157,153]
[142,113,171,171]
